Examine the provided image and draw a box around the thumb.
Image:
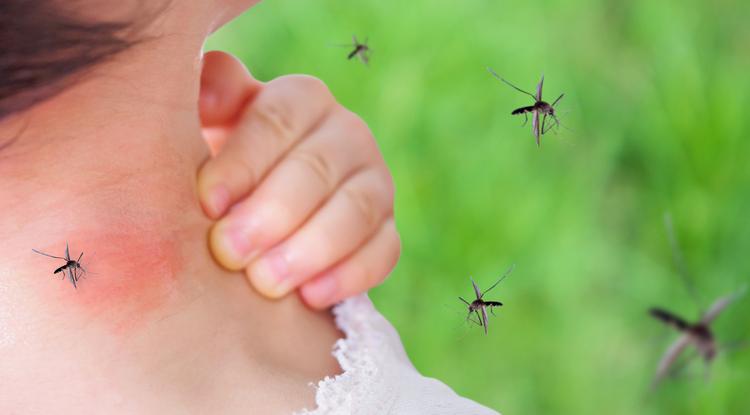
[199,51,263,152]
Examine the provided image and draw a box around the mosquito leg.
[466,313,482,327]
[544,115,560,135]
[464,309,482,326]
[486,68,537,100]
[521,112,528,127]
[543,113,562,135]
[542,116,556,134]
[32,249,67,260]
[481,267,514,299]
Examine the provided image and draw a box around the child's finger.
[209,109,377,270]
[197,75,336,218]
[199,51,262,128]
[199,51,263,154]
[246,168,394,298]
[300,218,400,309]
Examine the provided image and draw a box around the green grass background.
[207,0,750,413]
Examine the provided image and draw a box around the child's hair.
[0,1,164,120]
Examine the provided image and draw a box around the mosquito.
[333,35,371,65]
[649,213,747,388]
[487,67,564,147]
[649,289,745,386]
[32,242,86,289]
[459,265,514,335]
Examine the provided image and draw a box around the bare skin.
[0,1,343,413]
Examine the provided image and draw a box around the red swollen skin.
[36,228,183,335]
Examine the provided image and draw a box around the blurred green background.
[207,0,750,413]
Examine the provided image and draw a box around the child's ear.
[199,51,263,153]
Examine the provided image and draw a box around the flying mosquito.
[487,67,564,147]
[649,290,745,387]
[648,214,747,388]
[333,35,371,65]
[459,265,514,335]
[32,242,86,289]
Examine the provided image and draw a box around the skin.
[198,52,399,308]
[0,0,397,412]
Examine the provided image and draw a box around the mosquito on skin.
[649,213,747,388]
[487,67,564,147]
[32,242,87,289]
[459,265,514,335]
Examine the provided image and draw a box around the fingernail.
[302,274,338,308]
[210,219,256,270]
[250,249,293,298]
[208,185,230,216]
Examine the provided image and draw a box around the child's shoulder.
[296,295,501,415]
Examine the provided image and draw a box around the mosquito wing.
[58,266,77,289]
[70,267,78,289]
[470,277,482,300]
[481,306,489,335]
[700,286,747,325]
[475,310,484,330]
[532,110,540,146]
[536,75,544,101]
[64,243,71,261]
[654,334,691,386]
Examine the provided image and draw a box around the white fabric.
[295,295,500,415]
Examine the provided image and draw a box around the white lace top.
[295,295,501,415]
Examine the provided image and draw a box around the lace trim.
[294,295,501,415]
[295,295,395,415]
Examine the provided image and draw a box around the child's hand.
[197,51,400,309]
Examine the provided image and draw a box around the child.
[0,1,499,413]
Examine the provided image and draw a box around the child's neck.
[0,48,340,413]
